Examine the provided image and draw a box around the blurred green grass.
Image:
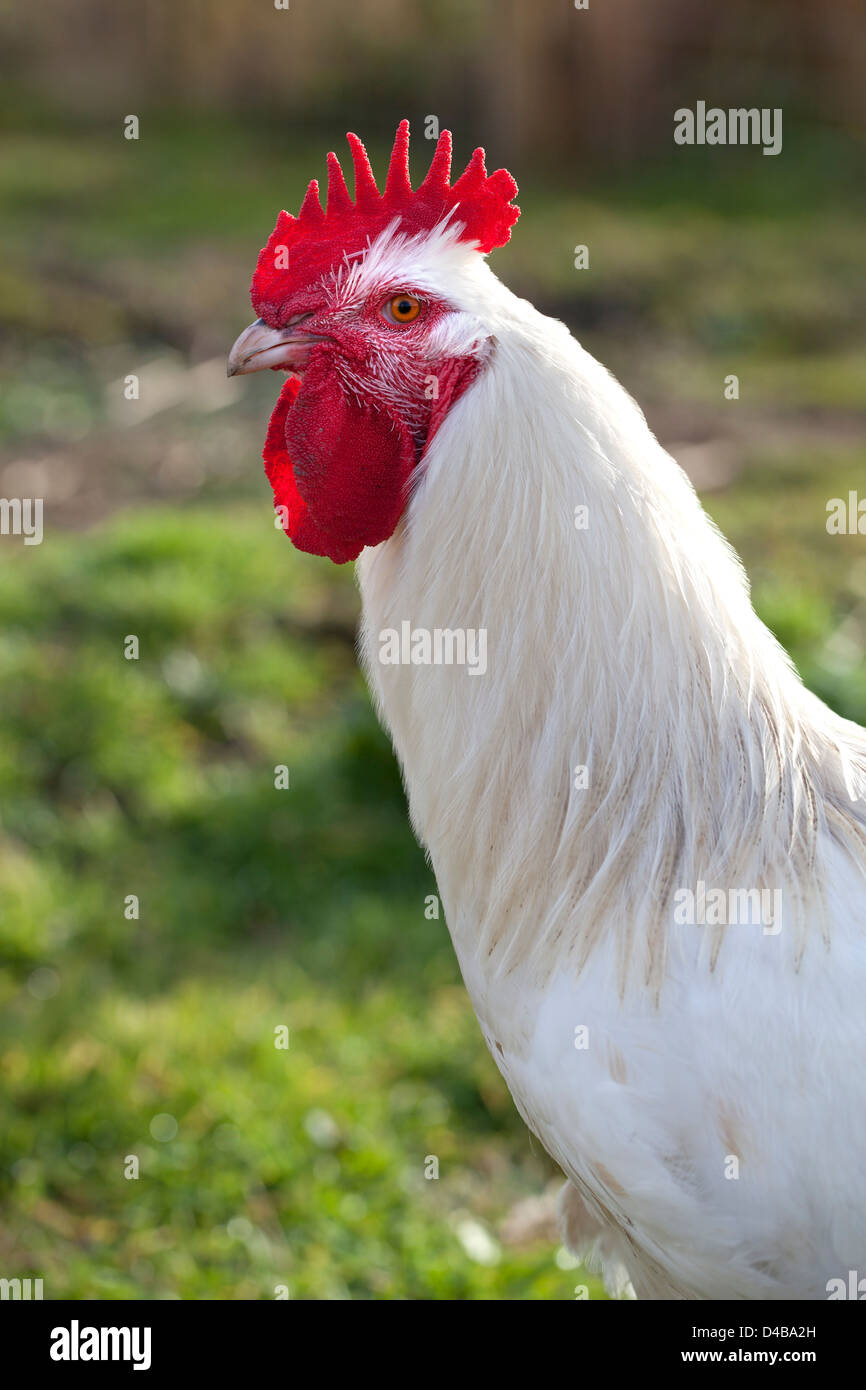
[0,121,863,1299]
[0,508,582,1299]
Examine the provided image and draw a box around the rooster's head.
[228,120,519,563]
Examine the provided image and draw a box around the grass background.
[0,116,864,1298]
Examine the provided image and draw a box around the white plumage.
[355,221,866,1299]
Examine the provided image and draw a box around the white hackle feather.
[355,221,866,1299]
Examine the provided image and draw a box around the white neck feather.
[357,270,866,995]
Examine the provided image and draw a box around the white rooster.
[228,122,866,1300]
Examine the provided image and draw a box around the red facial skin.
[261,289,482,564]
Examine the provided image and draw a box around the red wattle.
[263,355,416,564]
[262,376,343,560]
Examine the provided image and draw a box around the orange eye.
[383,293,422,325]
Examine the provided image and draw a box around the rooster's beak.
[226,317,325,377]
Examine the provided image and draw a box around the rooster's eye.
[383,294,422,325]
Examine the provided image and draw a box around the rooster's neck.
[357,292,866,995]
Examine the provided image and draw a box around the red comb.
[251,120,519,320]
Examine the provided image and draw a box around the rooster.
[228,122,866,1300]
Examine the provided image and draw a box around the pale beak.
[226,317,326,377]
